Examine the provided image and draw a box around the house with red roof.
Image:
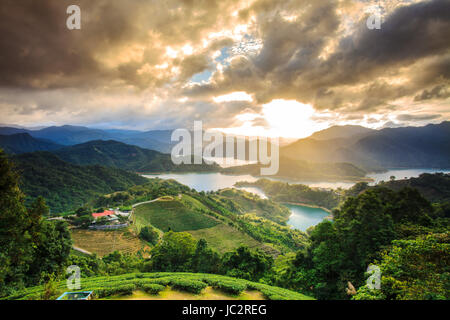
[92,210,115,218]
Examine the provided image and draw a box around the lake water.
[143,172,259,192]
[285,204,330,232]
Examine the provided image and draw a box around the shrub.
[209,279,247,295]
[170,279,207,294]
[139,283,165,295]
[95,284,136,298]
[139,226,159,245]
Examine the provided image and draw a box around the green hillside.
[131,187,308,255]
[5,272,314,300]
[12,152,149,212]
[135,197,220,232]
[133,195,273,254]
[213,188,292,224]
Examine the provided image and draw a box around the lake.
[143,172,330,230]
[143,168,449,231]
[143,172,259,192]
[285,204,330,232]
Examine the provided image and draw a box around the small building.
[92,210,115,219]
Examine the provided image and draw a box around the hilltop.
[0,133,62,154]
[11,152,149,212]
[52,139,219,173]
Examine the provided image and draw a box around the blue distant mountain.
[0,125,174,153]
[283,121,450,170]
[0,133,63,154]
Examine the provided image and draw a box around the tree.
[354,233,449,300]
[139,226,159,245]
[75,206,91,217]
[25,218,72,285]
[221,246,273,281]
[0,149,33,296]
[191,239,221,274]
[148,231,197,272]
[0,151,73,295]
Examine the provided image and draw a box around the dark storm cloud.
[315,0,450,87]
[396,113,442,121]
[414,85,450,101]
[0,1,102,88]
[1,0,449,129]
[189,0,450,113]
[0,0,239,90]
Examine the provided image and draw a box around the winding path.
[131,197,163,208]
[72,246,92,255]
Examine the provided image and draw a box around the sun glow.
[262,99,328,138]
[214,99,329,139]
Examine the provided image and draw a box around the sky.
[0,0,449,138]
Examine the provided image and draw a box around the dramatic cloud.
[0,0,448,134]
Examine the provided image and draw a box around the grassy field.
[188,224,268,254]
[5,272,314,300]
[71,228,151,257]
[134,198,219,232]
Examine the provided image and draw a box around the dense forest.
[235,179,340,210]
[11,151,150,212]
[52,140,219,173]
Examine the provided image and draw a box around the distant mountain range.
[0,125,174,153]
[309,125,375,141]
[1,122,449,173]
[282,121,450,170]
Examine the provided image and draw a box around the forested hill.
[11,151,149,212]
[375,173,450,203]
[52,140,220,173]
[222,156,369,182]
[0,133,62,154]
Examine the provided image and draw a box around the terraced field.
[134,197,219,232]
[71,228,151,257]
[188,224,268,254]
[5,272,314,300]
